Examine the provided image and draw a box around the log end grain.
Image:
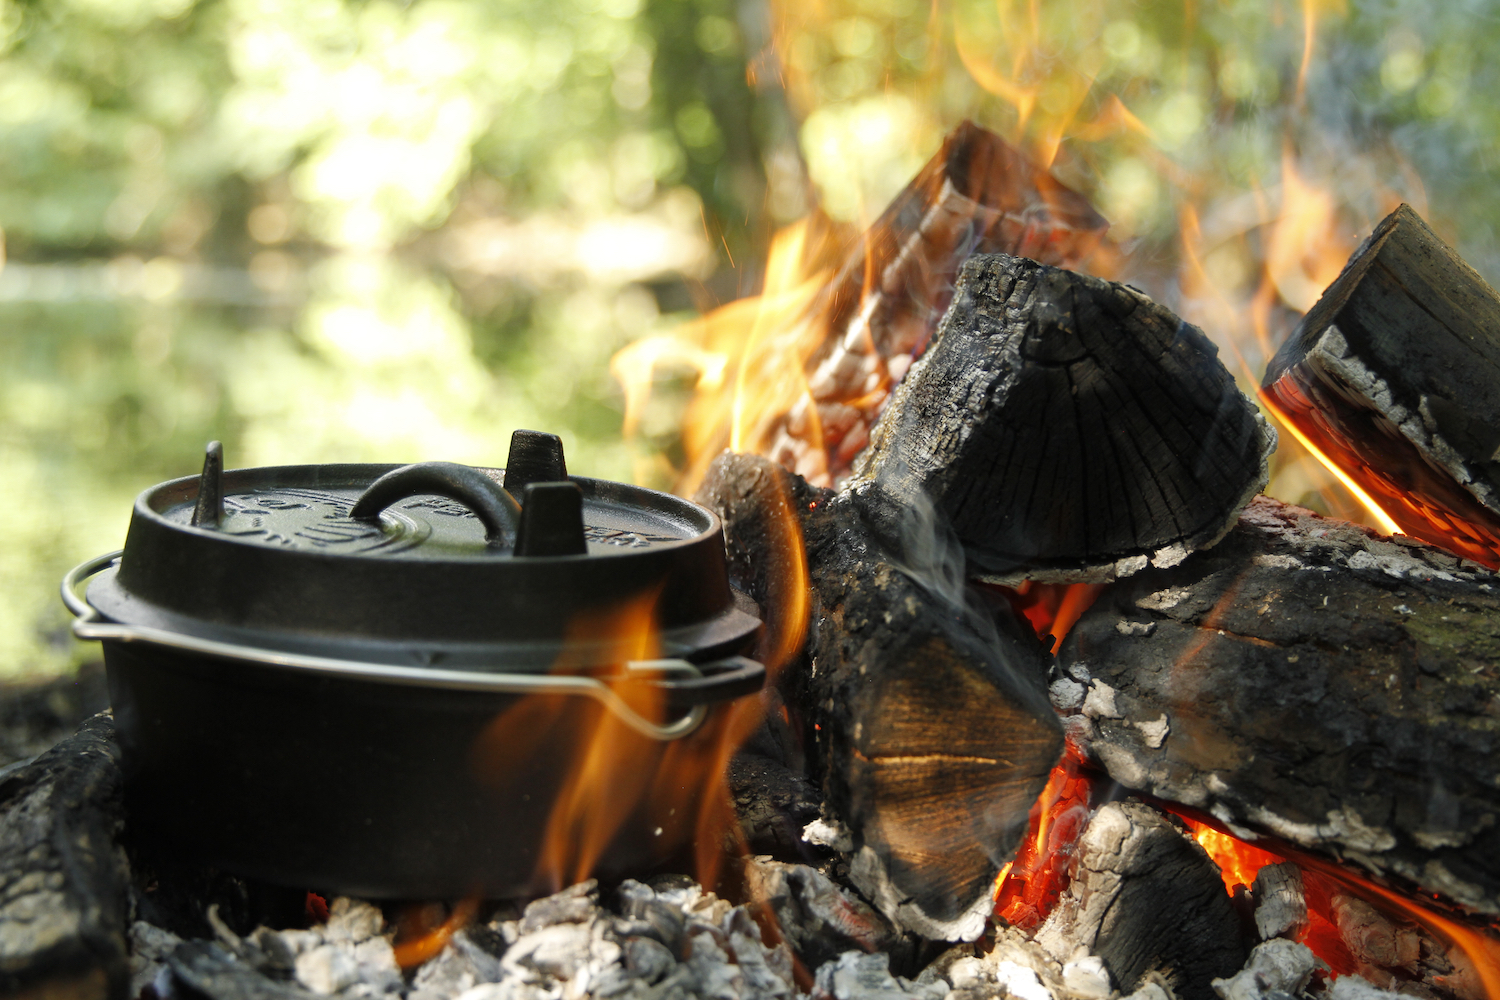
[856,253,1275,585]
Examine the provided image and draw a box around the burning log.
[759,120,1109,487]
[1263,203,1500,567]
[855,253,1275,584]
[0,712,130,1000]
[1055,496,1500,916]
[1033,800,1247,1000]
[697,452,1064,942]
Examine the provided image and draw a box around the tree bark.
[856,253,1275,584]
[1056,496,1500,916]
[1263,203,1500,568]
[699,452,1063,942]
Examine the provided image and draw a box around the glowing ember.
[1179,812,1500,998]
[992,740,1094,930]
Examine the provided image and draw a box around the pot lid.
[86,431,761,671]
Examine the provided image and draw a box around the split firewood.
[855,253,1275,584]
[1033,800,1246,1000]
[759,120,1109,487]
[697,452,1063,942]
[0,712,129,1000]
[1055,496,1500,916]
[1263,203,1500,567]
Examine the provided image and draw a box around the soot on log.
[1264,204,1500,568]
[855,253,1275,584]
[1056,496,1500,916]
[698,453,1063,942]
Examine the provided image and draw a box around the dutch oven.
[63,430,764,898]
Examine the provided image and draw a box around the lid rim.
[109,460,750,659]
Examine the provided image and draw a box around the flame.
[392,897,479,969]
[466,468,810,898]
[1174,146,1410,533]
[612,220,832,493]
[1181,813,1500,1000]
[1257,389,1403,536]
[997,581,1104,653]
[1181,816,1287,894]
[469,586,674,892]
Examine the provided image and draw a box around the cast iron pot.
[62,430,764,898]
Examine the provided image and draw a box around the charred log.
[0,712,129,1000]
[855,253,1275,584]
[1056,496,1500,915]
[758,120,1109,487]
[698,453,1063,942]
[1263,204,1500,567]
[1034,800,1247,1000]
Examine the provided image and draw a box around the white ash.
[129,918,183,999]
[1080,682,1122,720]
[800,817,853,853]
[1251,864,1307,941]
[1134,715,1170,750]
[810,950,944,1000]
[1050,677,1087,712]
[1326,975,1410,1000]
[1116,620,1157,637]
[1211,939,1322,1000]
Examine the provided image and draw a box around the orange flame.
[612,220,832,493]
[999,581,1105,653]
[1256,390,1403,536]
[467,478,810,898]
[392,897,480,969]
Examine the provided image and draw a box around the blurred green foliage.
[4,0,1500,678]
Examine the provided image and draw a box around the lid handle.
[515,481,588,556]
[191,441,225,529]
[350,462,522,548]
[504,430,567,498]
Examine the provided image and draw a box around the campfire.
[10,21,1500,1000]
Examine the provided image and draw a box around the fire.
[1181,816,1287,895]
[1182,812,1500,1000]
[467,473,810,898]
[392,897,480,969]
[1256,389,1403,537]
[606,1,1500,989]
[993,740,1094,930]
[998,581,1104,653]
[611,220,833,493]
